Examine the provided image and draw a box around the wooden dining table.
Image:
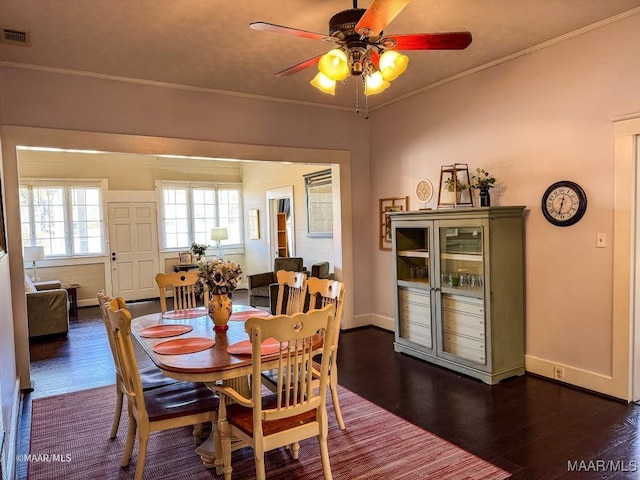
[131,304,272,469]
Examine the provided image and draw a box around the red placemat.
[139,324,194,338]
[162,308,206,319]
[227,338,284,356]
[153,337,215,355]
[230,310,271,322]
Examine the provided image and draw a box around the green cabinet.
[390,206,525,384]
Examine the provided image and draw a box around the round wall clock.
[415,179,433,204]
[541,180,587,227]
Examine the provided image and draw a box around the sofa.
[248,259,334,314]
[25,274,70,338]
[311,261,334,280]
[247,257,307,314]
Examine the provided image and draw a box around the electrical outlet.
[553,365,565,381]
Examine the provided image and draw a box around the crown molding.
[371,6,640,112]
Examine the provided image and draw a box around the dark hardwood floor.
[19,293,640,479]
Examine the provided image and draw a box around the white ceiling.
[2,0,640,111]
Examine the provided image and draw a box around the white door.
[108,203,160,301]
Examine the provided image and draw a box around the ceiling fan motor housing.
[329,8,382,76]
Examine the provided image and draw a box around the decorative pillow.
[24,274,37,293]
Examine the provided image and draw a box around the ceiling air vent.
[1,27,31,46]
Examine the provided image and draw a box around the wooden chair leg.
[318,421,333,480]
[192,423,204,444]
[254,444,266,480]
[121,408,136,467]
[110,386,124,439]
[290,442,300,460]
[330,366,345,430]
[134,426,150,480]
[218,412,233,480]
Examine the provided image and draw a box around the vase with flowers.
[471,168,496,207]
[197,258,242,331]
[191,242,208,262]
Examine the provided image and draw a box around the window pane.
[71,187,104,255]
[160,184,242,250]
[162,187,190,249]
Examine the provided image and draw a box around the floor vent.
[1,27,31,46]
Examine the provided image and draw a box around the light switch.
[596,233,606,248]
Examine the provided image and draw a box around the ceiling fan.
[250,0,472,97]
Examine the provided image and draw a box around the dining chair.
[274,270,308,315]
[306,277,347,430]
[155,270,200,313]
[97,290,177,439]
[213,305,335,480]
[104,299,219,480]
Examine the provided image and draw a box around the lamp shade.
[310,72,336,95]
[379,50,409,81]
[318,49,350,81]
[24,246,45,262]
[210,227,229,242]
[364,71,390,96]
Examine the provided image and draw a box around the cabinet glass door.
[438,224,487,366]
[395,227,431,289]
[395,225,433,349]
[439,225,483,296]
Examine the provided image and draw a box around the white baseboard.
[525,355,615,398]
[2,379,20,480]
[341,318,618,399]
[344,313,394,331]
[370,314,394,331]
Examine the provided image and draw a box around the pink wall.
[370,13,640,378]
[0,67,372,317]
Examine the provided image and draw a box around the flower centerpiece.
[197,258,242,331]
[470,168,496,207]
[190,242,208,261]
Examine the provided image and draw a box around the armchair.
[247,257,306,314]
[311,261,334,280]
[25,274,69,338]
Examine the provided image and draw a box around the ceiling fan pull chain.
[355,78,360,114]
[365,87,370,120]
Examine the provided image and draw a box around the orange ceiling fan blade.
[355,0,411,38]
[250,22,336,43]
[275,54,324,77]
[382,32,472,50]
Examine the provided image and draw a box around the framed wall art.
[248,208,260,239]
[0,174,6,257]
[379,196,409,251]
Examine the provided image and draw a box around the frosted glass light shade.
[318,49,349,81]
[310,72,336,95]
[364,71,390,96]
[210,227,228,242]
[24,246,45,262]
[379,50,409,81]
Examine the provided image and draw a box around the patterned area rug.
[28,385,510,479]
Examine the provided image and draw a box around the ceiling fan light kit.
[251,0,472,104]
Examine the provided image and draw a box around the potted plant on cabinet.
[471,168,496,207]
[443,176,469,204]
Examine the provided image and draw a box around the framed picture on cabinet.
[379,196,409,251]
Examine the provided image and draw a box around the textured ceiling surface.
[2,0,640,110]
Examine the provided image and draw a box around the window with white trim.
[20,180,106,256]
[158,182,243,250]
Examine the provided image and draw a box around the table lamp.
[210,227,228,258]
[24,246,45,282]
